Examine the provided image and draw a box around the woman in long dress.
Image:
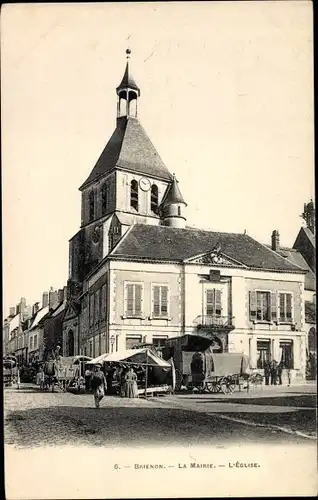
[124,367,138,398]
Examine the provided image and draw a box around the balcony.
[194,315,235,332]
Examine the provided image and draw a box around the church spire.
[116,49,140,119]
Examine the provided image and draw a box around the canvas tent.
[90,348,171,368]
[90,348,174,395]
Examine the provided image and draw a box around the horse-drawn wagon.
[3,356,18,387]
[42,355,92,392]
[162,334,263,394]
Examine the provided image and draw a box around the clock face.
[139,177,151,192]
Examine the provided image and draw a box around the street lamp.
[110,335,115,353]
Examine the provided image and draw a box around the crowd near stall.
[4,333,295,402]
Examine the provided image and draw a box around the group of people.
[263,360,291,386]
[86,363,139,408]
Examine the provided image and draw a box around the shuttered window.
[250,291,277,322]
[125,283,142,317]
[206,289,222,317]
[101,284,107,319]
[95,289,100,323]
[89,294,95,326]
[153,285,169,317]
[279,293,293,323]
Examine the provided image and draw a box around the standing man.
[85,366,92,392]
[264,360,271,386]
[90,364,107,408]
[277,361,283,385]
[270,360,278,385]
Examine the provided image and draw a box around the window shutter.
[286,294,292,321]
[134,285,142,316]
[153,286,160,316]
[249,291,257,320]
[161,286,168,315]
[279,293,285,321]
[270,292,277,322]
[215,289,222,316]
[206,290,214,316]
[126,284,134,316]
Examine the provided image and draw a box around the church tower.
[68,50,186,288]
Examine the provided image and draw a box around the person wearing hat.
[90,364,107,408]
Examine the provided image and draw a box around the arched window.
[130,180,139,211]
[67,330,75,357]
[101,183,107,215]
[151,184,159,214]
[89,191,95,221]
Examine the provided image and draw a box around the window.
[152,285,169,317]
[151,184,159,214]
[205,289,222,317]
[279,340,293,369]
[89,191,95,221]
[279,293,293,323]
[126,336,142,350]
[178,206,181,216]
[125,283,143,317]
[34,335,37,349]
[256,340,271,369]
[101,183,107,215]
[249,291,272,322]
[152,336,168,348]
[89,341,93,358]
[30,336,33,350]
[101,284,107,319]
[95,289,100,323]
[89,294,95,326]
[130,180,139,211]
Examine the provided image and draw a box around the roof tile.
[111,224,304,272]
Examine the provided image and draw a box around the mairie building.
[63,50,308,383]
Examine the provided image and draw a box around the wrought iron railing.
[194,315,235,329]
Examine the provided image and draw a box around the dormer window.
[151,184,159,214]
[101,183,107,215]
[89,191,95,221]
[130,180,139,211]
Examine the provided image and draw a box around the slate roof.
[161,176,187,207]
[110,224,305,272]
[116,61,140,95]
[268,246,316,291]
[79,117,173,190]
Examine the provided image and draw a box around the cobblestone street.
[4,383,316,449]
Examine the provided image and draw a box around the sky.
[1,2,314,315]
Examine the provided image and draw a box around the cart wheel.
[220,377,236,394]
[212,383,221,393]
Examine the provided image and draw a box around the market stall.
[90,348,175,397]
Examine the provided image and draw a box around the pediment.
[185,250,247,267]
[63,303,79,321]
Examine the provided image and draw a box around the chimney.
[49,288,58,310]
[271,230,280,252]
[32,302,40,316]
[42,291,49,308]
[58,288,64,303]
[9,307,16,317]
